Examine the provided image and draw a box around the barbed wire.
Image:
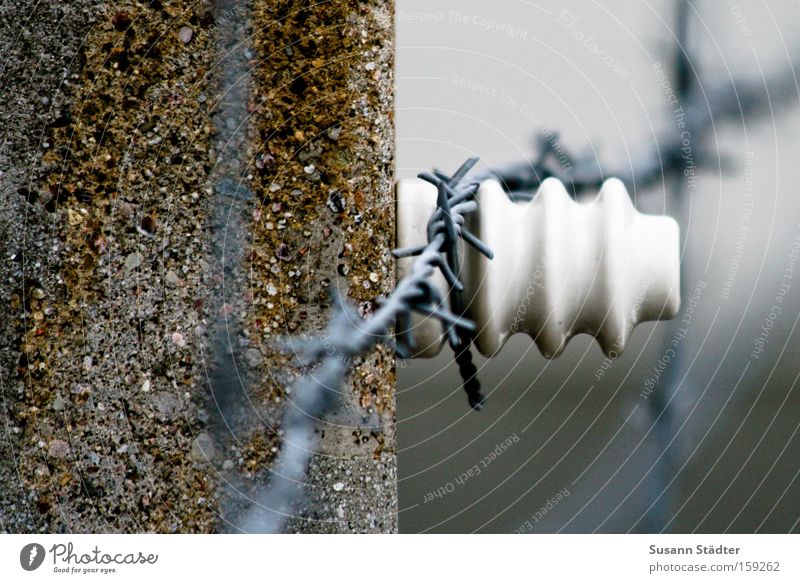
[253,0,800,533]
[485,48,800,199]
[471,0,798,533]
[245,157,493,532]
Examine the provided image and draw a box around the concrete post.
[0,0,395,534]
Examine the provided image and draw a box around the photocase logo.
[20,543,46,571]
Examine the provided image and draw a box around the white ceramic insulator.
[396,177,681,358]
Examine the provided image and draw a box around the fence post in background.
[642,0,697,533]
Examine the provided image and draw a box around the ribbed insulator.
[396,177,681,358]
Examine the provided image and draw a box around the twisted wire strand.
[484,50,800,199]
[245,158,493,532]
[251,0,800,533]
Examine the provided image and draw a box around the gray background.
[396,0,800,533]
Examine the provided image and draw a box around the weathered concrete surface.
[240,0,397,533]
[1,0,221,533]
[0,0,99,533]
[1,0,396,533]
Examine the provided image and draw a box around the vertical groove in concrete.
[201,0,286,533]
[205,1,258,437]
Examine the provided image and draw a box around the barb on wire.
[246,158,493,532]
[485,49,800,199]
[411,160,494,410]
[290,155,493,407]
